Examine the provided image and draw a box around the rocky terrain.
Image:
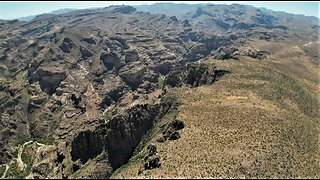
[0,3,319,179]
[136,3,319,37]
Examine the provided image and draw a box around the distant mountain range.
[134,3,319,37]
[17,8,76,21]
[15,3,319,22]
[134,2,208,19]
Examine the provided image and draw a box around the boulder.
[71,92,86,113]
[234,46,271,60]
[139,81,156,93]
[99,84,126,109]
[170,16,179,23]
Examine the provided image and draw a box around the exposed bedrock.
[100,51,125,71]
[59,37,75,53]
[165,63,230,88]
[119,62,147,90]
[29,67,67,95]
[70,94,178,177]
[71,104,159,169]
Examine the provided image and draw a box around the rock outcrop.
[100,52,124,71]
[29,67,67,95]
[165,63,230,88]
[143,144,161,170]
[69,93,178,178]
[157,118,185,142]
[59,38,74,53]
[0,3,319,179]
[119,62,147,90]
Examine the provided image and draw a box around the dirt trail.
[0,164,9,179]
[16,141,33,171]
[1,140,47,178]
[17,141,46,171]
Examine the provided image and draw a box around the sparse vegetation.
[111,92,180,178]
[0,165,6,177]
[21,146,34,177]
[12,148,19,159]
[112,41,320,178]
[4,141,49,179]
[6,160,23,179]
[0,2,319,179]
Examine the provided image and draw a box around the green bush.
[103,111,110,120]
[158,75,166,90]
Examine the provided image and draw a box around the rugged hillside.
[0,5,233,178]
[136,3,319,62]
[137,3,319,39]
[0,4,319,179]
[184,4,318,38]
[112,40,320,178]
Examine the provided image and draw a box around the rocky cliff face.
[165,63,230,88]
[0,3,318,179]
[71,103,160,169]
[0,5,232,178]
[25,92,181,179]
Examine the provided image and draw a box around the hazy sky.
[0,1,319,20]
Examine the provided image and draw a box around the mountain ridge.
[6,3,319,22]
[0,4,319,179]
